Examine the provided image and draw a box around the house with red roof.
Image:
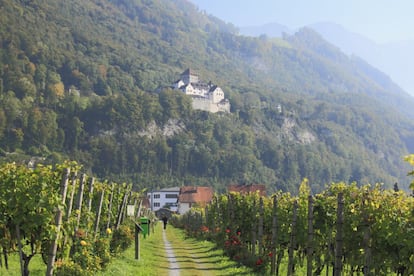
[177,186,214,214]
[227,184,267,197]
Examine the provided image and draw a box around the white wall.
[147,189,179,212]
[178,202,191,214]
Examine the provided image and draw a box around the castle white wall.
[174,69,230,113]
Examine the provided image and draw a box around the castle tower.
[181,68,199,84]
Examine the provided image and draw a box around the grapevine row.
[0,161,149,275]
[175,180,414,275]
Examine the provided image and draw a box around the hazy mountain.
[239,22,292,38]
[240,21,414,97]
[1,0,413,193]
[309,22,414,97]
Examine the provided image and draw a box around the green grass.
[0,253,45,276]
[96,221,169,276]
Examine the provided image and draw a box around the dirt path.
[162,227,215,276]
[162,229,180,276]
[161,225,255,276]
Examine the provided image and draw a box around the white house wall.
[178,202,191,214]
[148,190,179,212]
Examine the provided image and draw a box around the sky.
[190,0,414,43]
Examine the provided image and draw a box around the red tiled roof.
[227,184,266,196]
[178,186,214,204]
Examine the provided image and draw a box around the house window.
[154,202,160,207]
[165,194,178,199]
[153,194,160,199]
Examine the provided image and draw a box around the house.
[227,184,267,197]
[177,186,214,214]
[147,187,180,212]
[172,69,230,113]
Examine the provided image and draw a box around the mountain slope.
[0,0,413,193]
[308,22,414,97]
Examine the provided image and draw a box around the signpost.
[127,204,143,260]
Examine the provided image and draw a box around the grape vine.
[176,179,414,275]
[0,161,144,275]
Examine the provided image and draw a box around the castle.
[172,69,230,113]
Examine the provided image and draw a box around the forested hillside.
[1,0,413,193]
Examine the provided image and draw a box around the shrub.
[71,238,102,273]
[110,225,134,254]
[94,237,111,267]
[54,260,86,276]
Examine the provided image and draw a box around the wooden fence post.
[287,200,298,276]
[46,168,70,276]
[334,193,344,276]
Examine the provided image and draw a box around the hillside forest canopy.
[1,0,414,193]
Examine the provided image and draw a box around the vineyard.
[1,158,414,276]
[173,156,414,275]
[0,161,150,276]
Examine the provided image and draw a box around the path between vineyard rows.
[160,224,254,276]
[162,226,223,276]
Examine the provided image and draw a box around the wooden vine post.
[94,188,106,239]
[251,199,257,256]
[287,200,298,276]
[62,171,77,256]
[270,195,278,275]
[307,195,314,276]
[334,193,344,276]
[46,168,70,276]
[106,182,115,229]
[86,177,95,213]
[15,224,24,276]
[362,193,372,276]
[115,189,129,230]
[85,177,95,237]
[66,171,78,220]
[74,174,86,234]
[135,199,143,221]
[258,197,264,256]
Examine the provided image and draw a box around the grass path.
[100,223,256,276]
[162,229,180,275]
[159,224,255,276]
